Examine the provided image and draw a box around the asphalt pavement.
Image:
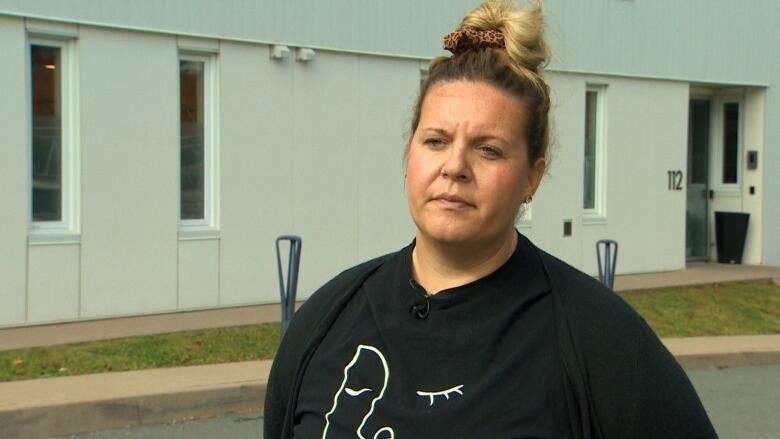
[687,364,780,439]
[52,413,264,439]
[53,364,780,439]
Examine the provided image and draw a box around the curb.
[674,351,780,370]
[1,385,265,439]
[665,335,780,370]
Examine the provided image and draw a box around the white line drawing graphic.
[322,344,394,439]
[373,426,395,439]
[345,388,373,397]
[416,384,465,406]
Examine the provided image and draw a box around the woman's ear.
[528,158,546,196]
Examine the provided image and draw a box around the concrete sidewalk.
[2,335,780,439]
[0,361,271,439]
[614,262,780,291]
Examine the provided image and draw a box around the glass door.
[686,100,710,260]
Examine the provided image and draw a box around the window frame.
[27,36,80,244]
[711,96,744,192]
[178,52,219,238]
[583,84,608,223]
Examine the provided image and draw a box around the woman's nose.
[440,145,471,181]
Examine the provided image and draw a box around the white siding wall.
[1,0,778,326]
[0,0,775,268]
[546,0,778,86]
[525,72,583,268]
[762,92,780,265]
[27,244,79,321]
[590,77,688,274]
[217,43,417,305]
[741,89,765,265]
[0,0,476,60]
[218,42,295,306]
[290,51,362,296]
[178,239,219,308]
[355,56,417,260]
[528,73,688,275]
[0,16,28,326]
[78,27,179,317]
[0,1,776,86]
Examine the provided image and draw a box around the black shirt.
[293,235,572,438]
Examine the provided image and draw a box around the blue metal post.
[276,235,302,338]
[596,239,618,290]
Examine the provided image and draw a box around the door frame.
[688,86,746,262]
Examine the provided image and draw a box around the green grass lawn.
[618,280,780,338]
[0,323,280,382]
[1,280,778,382]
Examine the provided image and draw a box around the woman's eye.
[478,145,502,158]
[423,138,446,149]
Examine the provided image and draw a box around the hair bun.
[461,0,549,78]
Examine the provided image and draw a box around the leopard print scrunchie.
[443,26,506,55]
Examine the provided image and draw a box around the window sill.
[582,213,607,225]
[28,231,81,245]
[178,228,220,241]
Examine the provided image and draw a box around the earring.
[525,195,533,204]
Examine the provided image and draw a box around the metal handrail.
[275,235,302,337]
[596,239,618,290]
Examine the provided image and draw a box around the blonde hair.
[461,0,549,90]
[410,0,551,168]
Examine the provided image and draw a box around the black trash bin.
[714,212,750,264]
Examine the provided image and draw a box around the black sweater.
[264,237,717,438]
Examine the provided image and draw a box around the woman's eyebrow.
[472,134,509,146]
[419,127,509,145]
[418,127,450,136]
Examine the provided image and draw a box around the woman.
[265,1,717,438]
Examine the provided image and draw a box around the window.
[722,102,739,184]
[583,86,606,219]
[30,38,78,239]
[179,53,217,234]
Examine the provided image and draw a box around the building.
[1,0,777,328]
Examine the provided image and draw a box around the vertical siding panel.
[27,245,80,322]
[79,28,178,317]
[0,16,29,326]
[218,42,294,306]
[0,1,773,86]
[763,92,780,265]
[178,240,219,309]
[356,55,417,260]
[290,51,360,298]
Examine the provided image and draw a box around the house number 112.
[667,170,683,190]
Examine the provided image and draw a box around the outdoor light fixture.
[296,47,316,62]
[270,45,290,60]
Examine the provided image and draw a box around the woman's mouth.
[433,193,474,209]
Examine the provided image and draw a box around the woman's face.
[406,80,544,248]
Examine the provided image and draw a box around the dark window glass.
[722,103,739,184]
[180,60,205,220]
[31,45,63,222]
[687,100,709,185]
[583,90,597,209]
